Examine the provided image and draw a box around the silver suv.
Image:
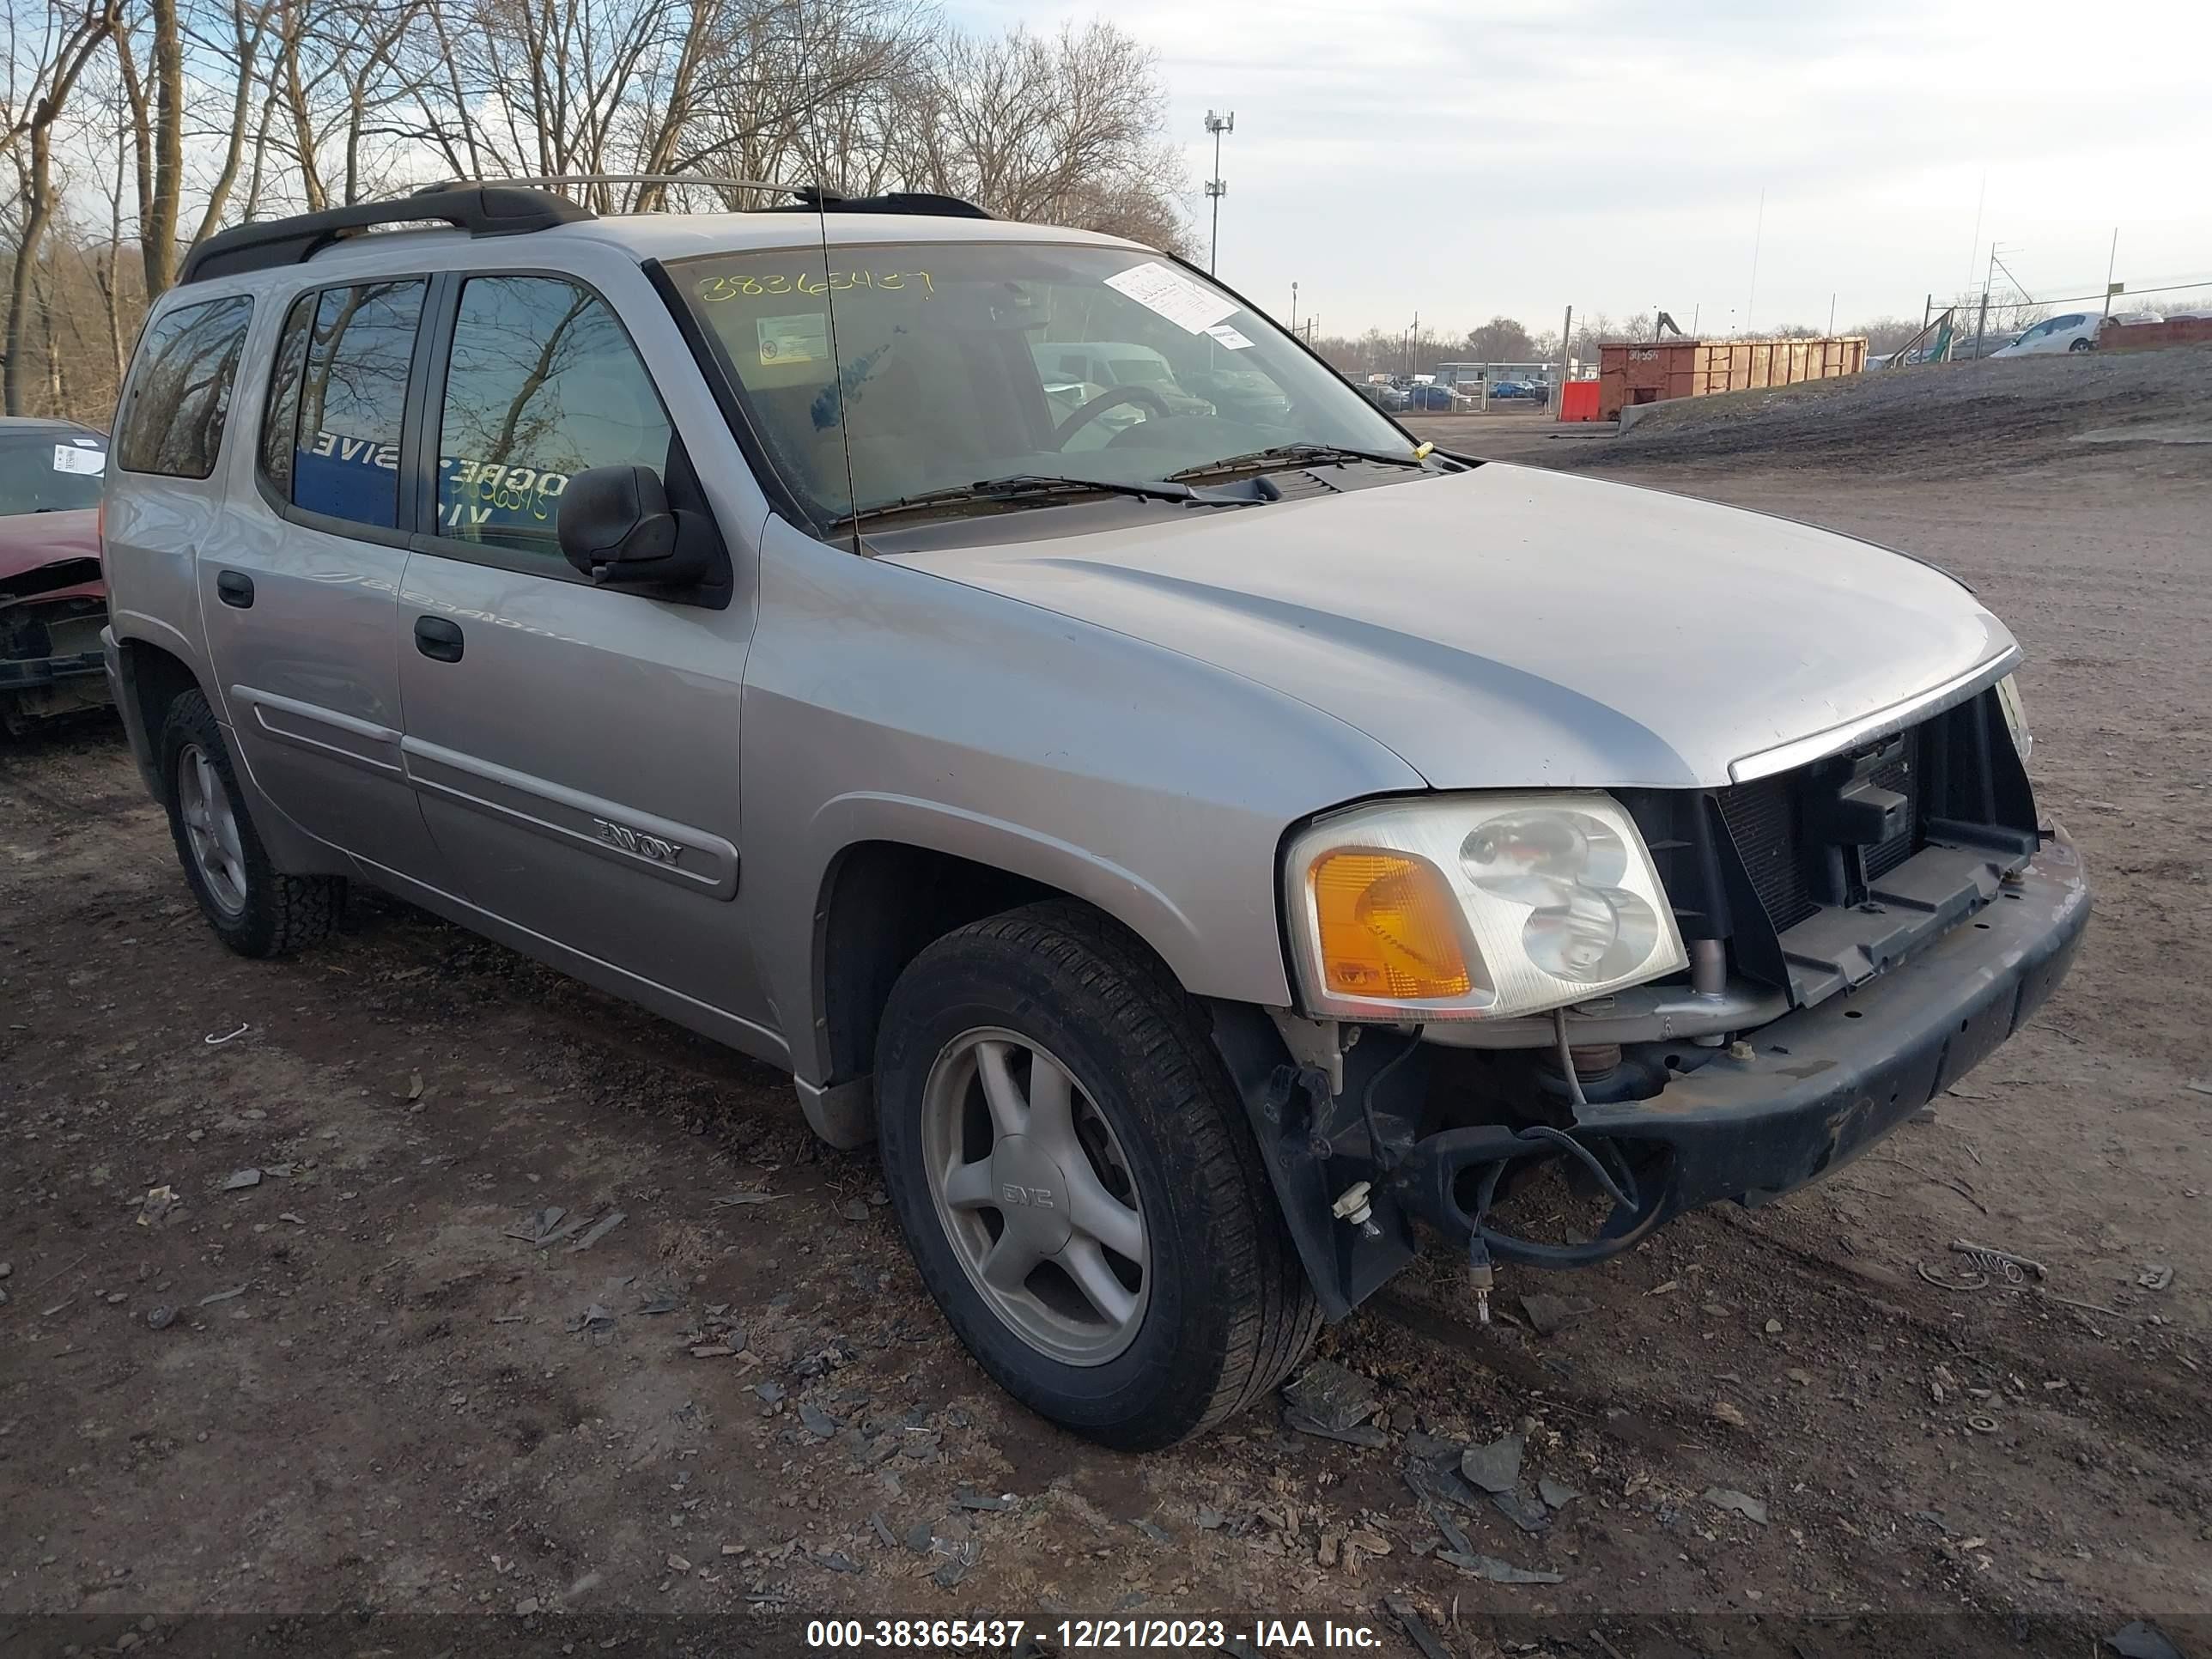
[102,183,2088,1449]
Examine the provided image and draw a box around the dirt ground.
[1539,344,2212,482]
[4,383,2209,1656]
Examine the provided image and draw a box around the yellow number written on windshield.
[696,270,935,302]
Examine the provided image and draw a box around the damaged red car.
[0,416,110,734]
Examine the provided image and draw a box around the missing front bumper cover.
[1224,830,2089,1319]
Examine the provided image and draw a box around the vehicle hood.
[880,463,2017,789]
[0,508,103,599]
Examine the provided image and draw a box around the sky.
[959,0,2212,339]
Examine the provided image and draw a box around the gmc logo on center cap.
[1001,1183,1054,1209]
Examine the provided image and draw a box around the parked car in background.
[1948,331,2022,362]
[1359,379,1410,412]
[1404,381,1459,411]
[1991,313,2100,357]
[1,417,111,734]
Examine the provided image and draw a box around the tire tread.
[160,689,343,958]
[892,900,1318,1446]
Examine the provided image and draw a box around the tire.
[875,901,1320,1450]
[158,688,342,957]
[2068,337,2093,353]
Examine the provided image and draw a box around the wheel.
[158,688,342,957]
[2067,337,2093,352]
[875,902,1320,1449]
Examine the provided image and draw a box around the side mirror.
[558,465,704,586]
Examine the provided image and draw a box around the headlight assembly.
[1283,793,1687,1021]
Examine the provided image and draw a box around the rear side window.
[432,275,672,560]
[261,280,425,530]
[116,295,253,478]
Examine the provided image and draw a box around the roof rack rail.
[773,188,992,220]
[174,174,999,287]
[177,185,592,286]
[385,173,817,205]
[382,174,991,220]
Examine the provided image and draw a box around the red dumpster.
[1598,337,1866,421]
[1559,380,1601,422]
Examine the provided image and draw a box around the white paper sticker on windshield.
[1205,324,1255,350]
[757,312,828,366]
[1104,261,1236,335]
[52,443,106,477]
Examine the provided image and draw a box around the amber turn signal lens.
[1310,851,1474,1000]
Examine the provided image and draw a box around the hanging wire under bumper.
[1387,831,2088,1278]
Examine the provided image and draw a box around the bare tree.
[3,0,121,413]
[1462,315,1534,362]
[899,22,1182,248]
[2,0,1190,421]
[109,0,184,295]
[1849,315,1929,355]
[259,0,425,210]
[182,0,273,242]
[92,84,132,384]
[1310,326,1431,380]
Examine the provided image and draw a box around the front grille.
[1624,691,2034,1006]
[1716,725,1925,930]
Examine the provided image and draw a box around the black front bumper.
[1233,831,2089,1318]
[1397,830,2089,1270]
[1580,829,2086,1212]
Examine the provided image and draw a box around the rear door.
[198,275,452,886]
[393,266,766,1030]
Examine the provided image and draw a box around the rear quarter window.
[116,295,254,478]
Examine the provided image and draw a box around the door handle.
[216,570,254,609]
[413,616,465,663]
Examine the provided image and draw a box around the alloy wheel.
[919,1027,1149,1365]
[177,742,248,916]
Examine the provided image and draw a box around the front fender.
[805,789,1212,1008]
[738,516,1427,1094]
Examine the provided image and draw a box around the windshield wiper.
[1166,442,1429,482]
[833,472,1200,528]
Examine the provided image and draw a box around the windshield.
[672,240,1413,527]
[0,431,107,517]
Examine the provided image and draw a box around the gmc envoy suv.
[101,182,2088,1449]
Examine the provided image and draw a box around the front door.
[394,270,763,1030]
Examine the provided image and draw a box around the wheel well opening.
[123,640,201,746]
[817,842,1070,1085]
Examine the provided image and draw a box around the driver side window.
[433,275,673,562]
